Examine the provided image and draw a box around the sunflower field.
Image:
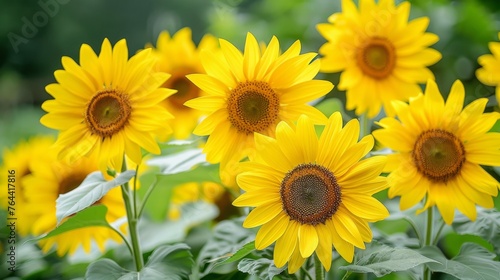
[1,0,500,279]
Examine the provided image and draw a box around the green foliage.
[56,170,136,225]
[419,243,500,280]
[339,242,438,277]
[452,208,500,255]
[85,244,193,280]
[33,205,113,241]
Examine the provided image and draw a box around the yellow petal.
[255,212,289,249]
[243,201,283,228]
[298,224,318,258]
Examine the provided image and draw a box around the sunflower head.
[233,113,389,273]
[41,38,175,173]
[316,0,441,117]
[22,147,126,256]
[185,32,333,167]
[0,136,55,237]
[476,32,500,106]
[373,79,500,224]
[148,27,219,139]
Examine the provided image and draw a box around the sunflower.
[0,136,55,237]
[40,38,175,173]
[317,0,441,117]
[233,113,389,273]
[476,32,500,105]
[372,79,500,224]
[148,27,219,139]
[22,149,126,256]
[185,32,333,166]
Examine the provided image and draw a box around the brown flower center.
[412,129,466,183]
[356,37,396,79]
[227,81,280,134]
[58,170,90,195]
[280,163,341,225]
[86,89,131,139]
[163,70,199,110]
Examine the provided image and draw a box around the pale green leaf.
[339,242,438,277]
[453,208,500,255]
[34,205,112,241]
[419,243,500,280]
[56,170,136,225]
[237,258,286,280]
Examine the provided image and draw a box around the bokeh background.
[1,0,500,150]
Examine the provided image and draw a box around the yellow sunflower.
[185,32,333,166]
[317,0,441,117]
[0,136,55,237]
[148,27,219,139]
[476,32,500,105]
[40,38,175,173]
[22,149,126,256]
[372,79,500,224]
[233,113,389,273]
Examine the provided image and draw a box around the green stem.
[137,175,158,219]
[121,160,144,271]
[423,206,433,280]
[359,113,371,138]
[403,217,423,246]
[433,219,446,246]
[314,253,325,280]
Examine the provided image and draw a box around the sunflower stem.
[314,253,325,280]
[423,206,433,280]
[121,160,144,271]
[359,113,371,138]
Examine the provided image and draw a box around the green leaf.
[419,243,500,280]
[237,258,286,280]
[147,148,208,175]
[220,241,256,265]
[85,258,132,280]
[452,243,500,279]
[85,244,193,280]
[56,170,136,225]
[452,208,500,255]
[33,205,112,241]
[339,242,438,277]
[197,218,256,278]
[141,244,193,279]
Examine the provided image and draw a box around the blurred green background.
[1,0,500,149]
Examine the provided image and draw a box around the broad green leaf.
[197,218,256,278]
[237,258,286,280]
[147,148,207,175]
[452,243,500,279]
[339,242,438,277]
[141,244,193,279]
[452,208,500,255]
[56,170,136,225]
[34,205,113,241]
[419,243,500,280]
[220,241,256,265]
[85,244,193,280]
[85,258,132,280]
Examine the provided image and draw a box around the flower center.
[280,163,341,225]
[356,37,396,79]
[58,170,91,195]
[163,70,199,110]
[412,129,466,183]
[227,81,280,134]
[86,89,132,138]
